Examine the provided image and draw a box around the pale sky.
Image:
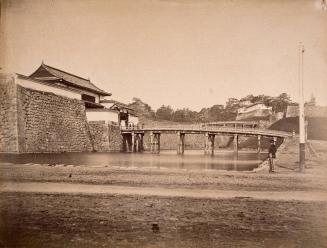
[1,0,326,111]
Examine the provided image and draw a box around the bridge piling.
[257,135,261,154]
[210,134,215,156]
[135,135,139,152]
[122,134,126,152]
[150,132,153,153]
[204,133,215,156]
[233,134,238,157]
[149,132,160,153]
[140,134,144,152]
[204,132,208,155]
[154,133,161,154]
[177,132,185,155]
[122,134,131,153]
[131,132,135,153]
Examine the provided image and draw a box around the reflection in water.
[0,150,267,171]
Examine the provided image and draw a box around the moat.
[0,150,267,171]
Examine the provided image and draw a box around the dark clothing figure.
[268,142,277,172]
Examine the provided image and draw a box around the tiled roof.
[29,63,111,96]
[100,99,137,115]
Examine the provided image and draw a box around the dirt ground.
[0,138,327,247]
[1,193,326,248]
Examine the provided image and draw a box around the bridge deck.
[121,126,292,138]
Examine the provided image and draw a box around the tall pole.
[298,43,305,172]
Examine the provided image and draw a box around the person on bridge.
[268,140,277,173]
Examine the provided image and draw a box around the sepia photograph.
[0,0,327,247]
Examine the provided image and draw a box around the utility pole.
[298,43,305,172]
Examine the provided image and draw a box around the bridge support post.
[154,133,161,154]
[233,134,238,157]
[140,134,144,152]
[177,132,185,155]
[150,132,160,153]
[177,132,180,154]
[131,132,135,153]
[257,135,261,154]
[204,132,208,155]
[134,133,142,153]
[150,132,153,153]
[122,134,127,152]
[135,135,139,152]
[205,133,215,156]
[210,134,215,156]
[122,134,131,152]
[157,133,161,153]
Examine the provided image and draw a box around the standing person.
[268,140,277,173]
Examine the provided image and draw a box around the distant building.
[100,99,139,126]
[237,102,272,114]
[236,102,272,121]
[239,99,252,107]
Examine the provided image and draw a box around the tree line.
[128,93,298,123]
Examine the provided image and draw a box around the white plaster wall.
[16,77,81,100]
[239,104,272,114]
[86,110,118,124]
[78,88,100,103]
[247,104,272,112]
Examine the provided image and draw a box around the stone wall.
[88,121,122,152]
[108,124,123,151]
[88,121,110,151]
[0,74,18,152]
[16,85,93,153]
[0,75,124,153]
[142,133,232,151]
[286,105,327,118]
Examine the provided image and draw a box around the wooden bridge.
[202,121,258,129]
[120,124,292,155]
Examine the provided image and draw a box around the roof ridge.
[42,63,108,93]
[42,63,90,82]
[86,78,107,92]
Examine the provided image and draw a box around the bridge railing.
[202,121,258,129]
[120,125,293,137]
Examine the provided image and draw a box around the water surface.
[0,150,267,171]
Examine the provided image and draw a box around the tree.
[225,98,240,113]
[240,94,255,103]
[172,109,186,122]
[128,97,155,119]
[271,93,292,113]
[156,105,174,120]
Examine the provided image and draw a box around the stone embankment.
[0,74,18,152]
[16,85,93,153]
[88,121,122,152]
[0,74,123,153]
